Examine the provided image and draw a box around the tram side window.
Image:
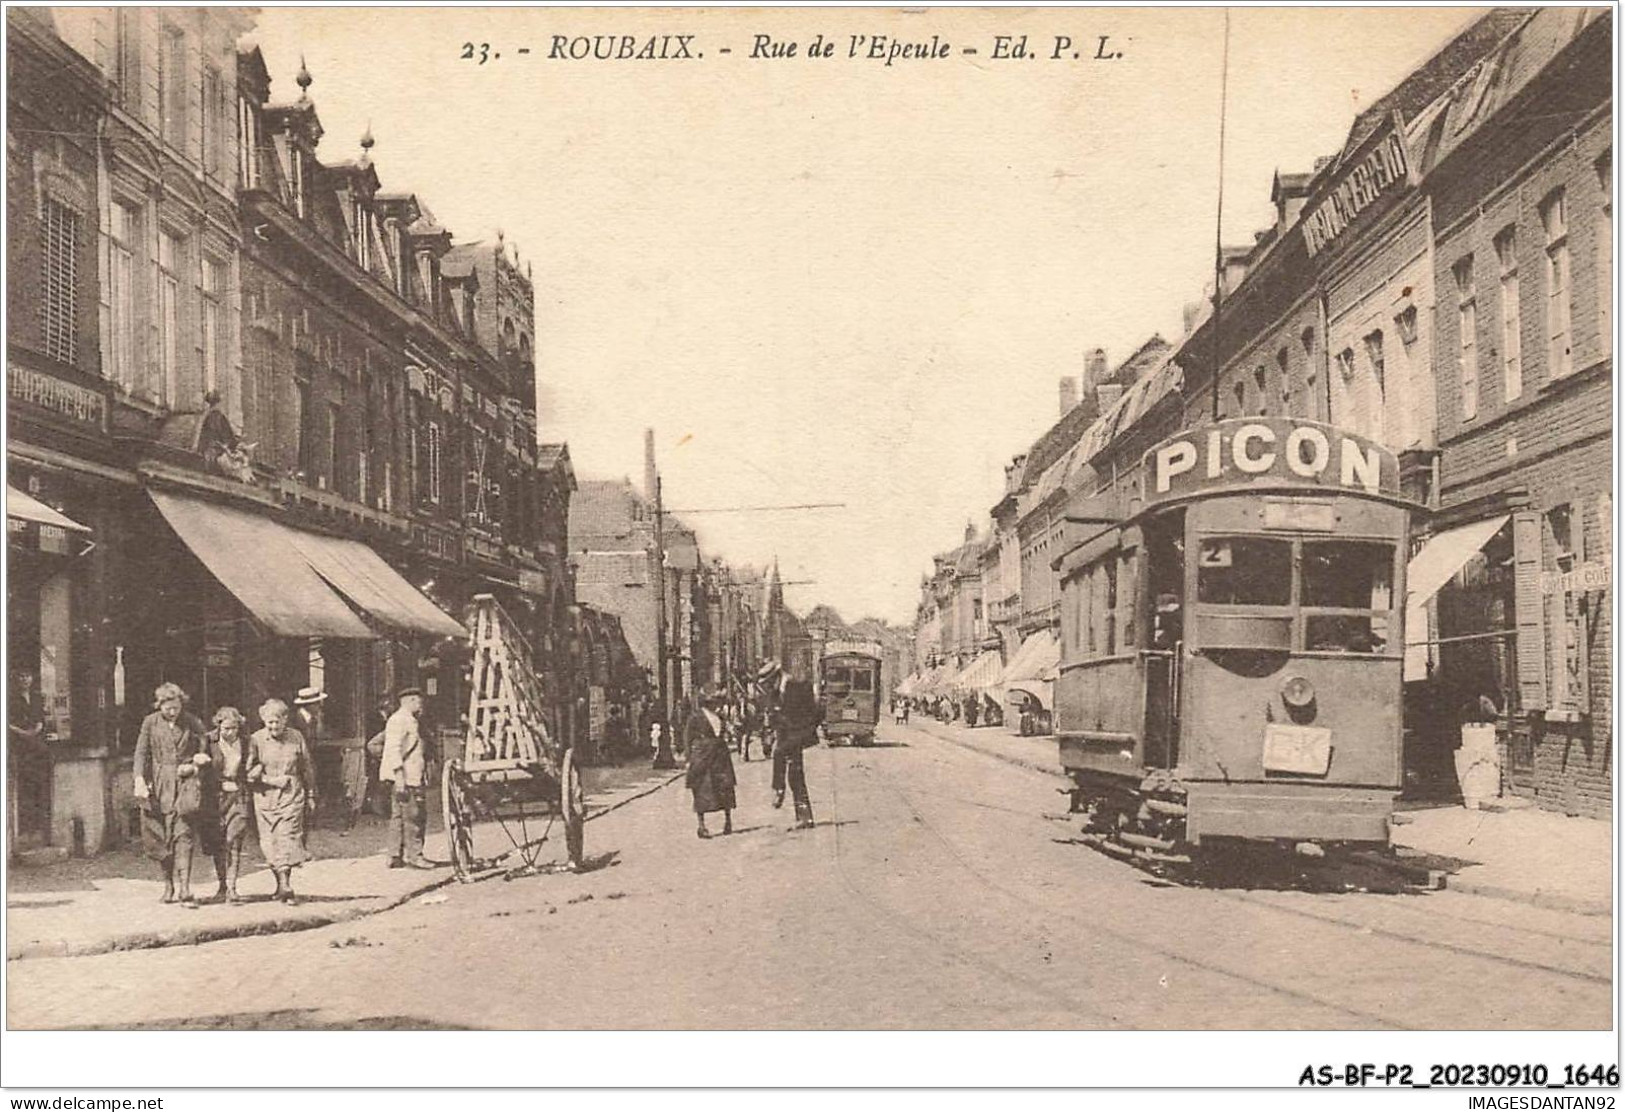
[1196,537,1292,606]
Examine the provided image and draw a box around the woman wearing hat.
[684,685,737,839]
[248,697,317,903]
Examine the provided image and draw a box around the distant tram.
[818,643,883,746]
[1055,418,1421,864]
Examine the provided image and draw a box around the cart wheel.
[560,747,585,870]
[441,758,476,881]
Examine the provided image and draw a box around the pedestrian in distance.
[248,697,317,903]
[203,706,253,904]
[686,685,737,839]
[132,682,210,907]
[380,687,435,869]
[773,677,820,830]
[292,686,326,828]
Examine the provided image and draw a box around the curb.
[6,770,685,963]
[913,722,1610,918]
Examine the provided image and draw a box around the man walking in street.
[772,676,820,830]
[380,687,435,869]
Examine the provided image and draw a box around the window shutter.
[1511,510,1546,711]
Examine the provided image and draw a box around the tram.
[1054,418,1420,863]
[818,644,883,746]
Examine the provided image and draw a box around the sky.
[252,5,1485,625]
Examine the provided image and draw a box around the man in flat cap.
[380,687,434,869]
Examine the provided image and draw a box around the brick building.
[1416,8,1612,816]
[6,11,576,854]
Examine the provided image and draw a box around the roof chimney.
[1085,347,1109,387]
[964,521,977,544]
[643,428,658,504]
[1058,376,1079,416]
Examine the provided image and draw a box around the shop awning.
[1406,515,1510,608]
[8,486,90,534]
[1003,629,1060,684]
[955,649,1005,696]
[286,531,465,639]
[1007,680,1054,711]
[151,491,373,639]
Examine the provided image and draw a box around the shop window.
[41,198,80,364]
[1453,256,1478,420]
[1196,537,1291,606]
[1495,225,1522,400]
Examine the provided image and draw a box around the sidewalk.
[5,761,681,961]
[906,716,1613,916]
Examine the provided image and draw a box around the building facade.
[7,11,575,854]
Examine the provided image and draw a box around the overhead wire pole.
[652,474,676,770]
[1209,6,1233,422]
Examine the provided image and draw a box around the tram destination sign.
[1143,419,1401,505]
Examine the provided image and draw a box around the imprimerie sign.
[1301,114,1413,256]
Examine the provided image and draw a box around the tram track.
[821,741,1122,1026]
[828,745,1407,1029]
[859,733,1611,1019]
[905,723,1613,985]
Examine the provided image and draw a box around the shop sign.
[1541,561,1610,596]
[9,363,106,427]
[1143,418,1400,503]
[1301,116,1412,257]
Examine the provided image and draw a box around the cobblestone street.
[8,726,1610,1031]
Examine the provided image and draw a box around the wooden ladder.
[464,593,553,769]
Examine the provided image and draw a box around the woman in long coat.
[248,697,317,903]
[685,687,737,839]
[204,706,253,903]
[133,683,210,907]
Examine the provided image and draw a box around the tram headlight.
[1281,675,1315,709]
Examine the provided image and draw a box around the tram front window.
[1196,537,1292,606]
[851,669,874,692]
[1302,541,1394,609]
[1302,540,1395,653]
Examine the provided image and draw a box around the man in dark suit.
[772,677,820,830]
